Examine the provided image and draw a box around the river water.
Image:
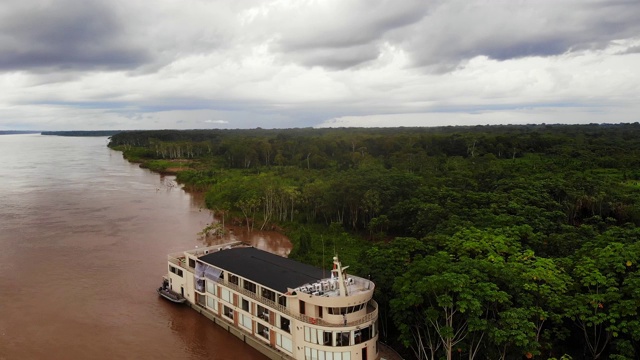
[0,134,291,360]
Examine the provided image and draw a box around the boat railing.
[215,278,294,318]
[183,241,244,257]
[348,278,375,294]
[167,256,185,268]
[298,301,378,328]
[214,277,378,328]
[169,241,245,270]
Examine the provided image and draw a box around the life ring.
[310,318,317,324]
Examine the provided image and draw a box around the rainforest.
[109,124,640,359]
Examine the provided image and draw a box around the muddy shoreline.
[158,169,294,257]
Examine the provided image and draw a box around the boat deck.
[293,276,374,298]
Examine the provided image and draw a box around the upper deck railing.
[214,277,378,328]
[168,256,184,268]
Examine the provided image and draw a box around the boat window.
[240,314,252,330]
[195,279,205,292]
[196,293,206,307]
[307,349,341,360]
[262,288,275,302]
[328,304,365,315]
[223,305,233,320]
[241,298,250,312]
[206,281,217,295]
[310,328,320,344]
[221,288,231,303]
[323,331,333,346]
[169,266,183,278]
[361,325,372,342]
[277,295,287,307]
[206,296,217,311]
[354,330,362,344]
[276,334,293,353]
[280,317,290,333]
[229,274,239,285]
[318,330,327,345]
[257,304,269,321]
[243,280,256,293]
[299,300,306,315]
[336,331,350,347]
[257,323,269,340]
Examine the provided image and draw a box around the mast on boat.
[331,255,350,297]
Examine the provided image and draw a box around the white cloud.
[0,0,639,130]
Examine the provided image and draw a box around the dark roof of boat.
[199,247,325,293]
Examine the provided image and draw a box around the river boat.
[164,241,380,360]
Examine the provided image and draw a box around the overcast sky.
[1,0,639,130]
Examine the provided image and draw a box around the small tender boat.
[157,286,186,304]
[157,279,186,304]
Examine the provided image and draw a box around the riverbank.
[110,148,295,256]
[140,159,192,175]
[110,144,373,272]
[109,144,197,175]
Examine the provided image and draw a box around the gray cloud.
[400,0,640,68]
[3,0,637,74]
[262,0,640,71]
[278,0,431,50]
[267,0,433,69]
[620,45,640,54]
[0,0,149,71]
[285,43,382,69]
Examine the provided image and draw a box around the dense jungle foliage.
[110,124,640,359]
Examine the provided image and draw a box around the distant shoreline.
[0,130,41,135]
[41,130,124,137]
[0,130,126,137]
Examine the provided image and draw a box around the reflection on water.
[0,134,290,360]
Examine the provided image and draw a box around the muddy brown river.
[0,134,291,359]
